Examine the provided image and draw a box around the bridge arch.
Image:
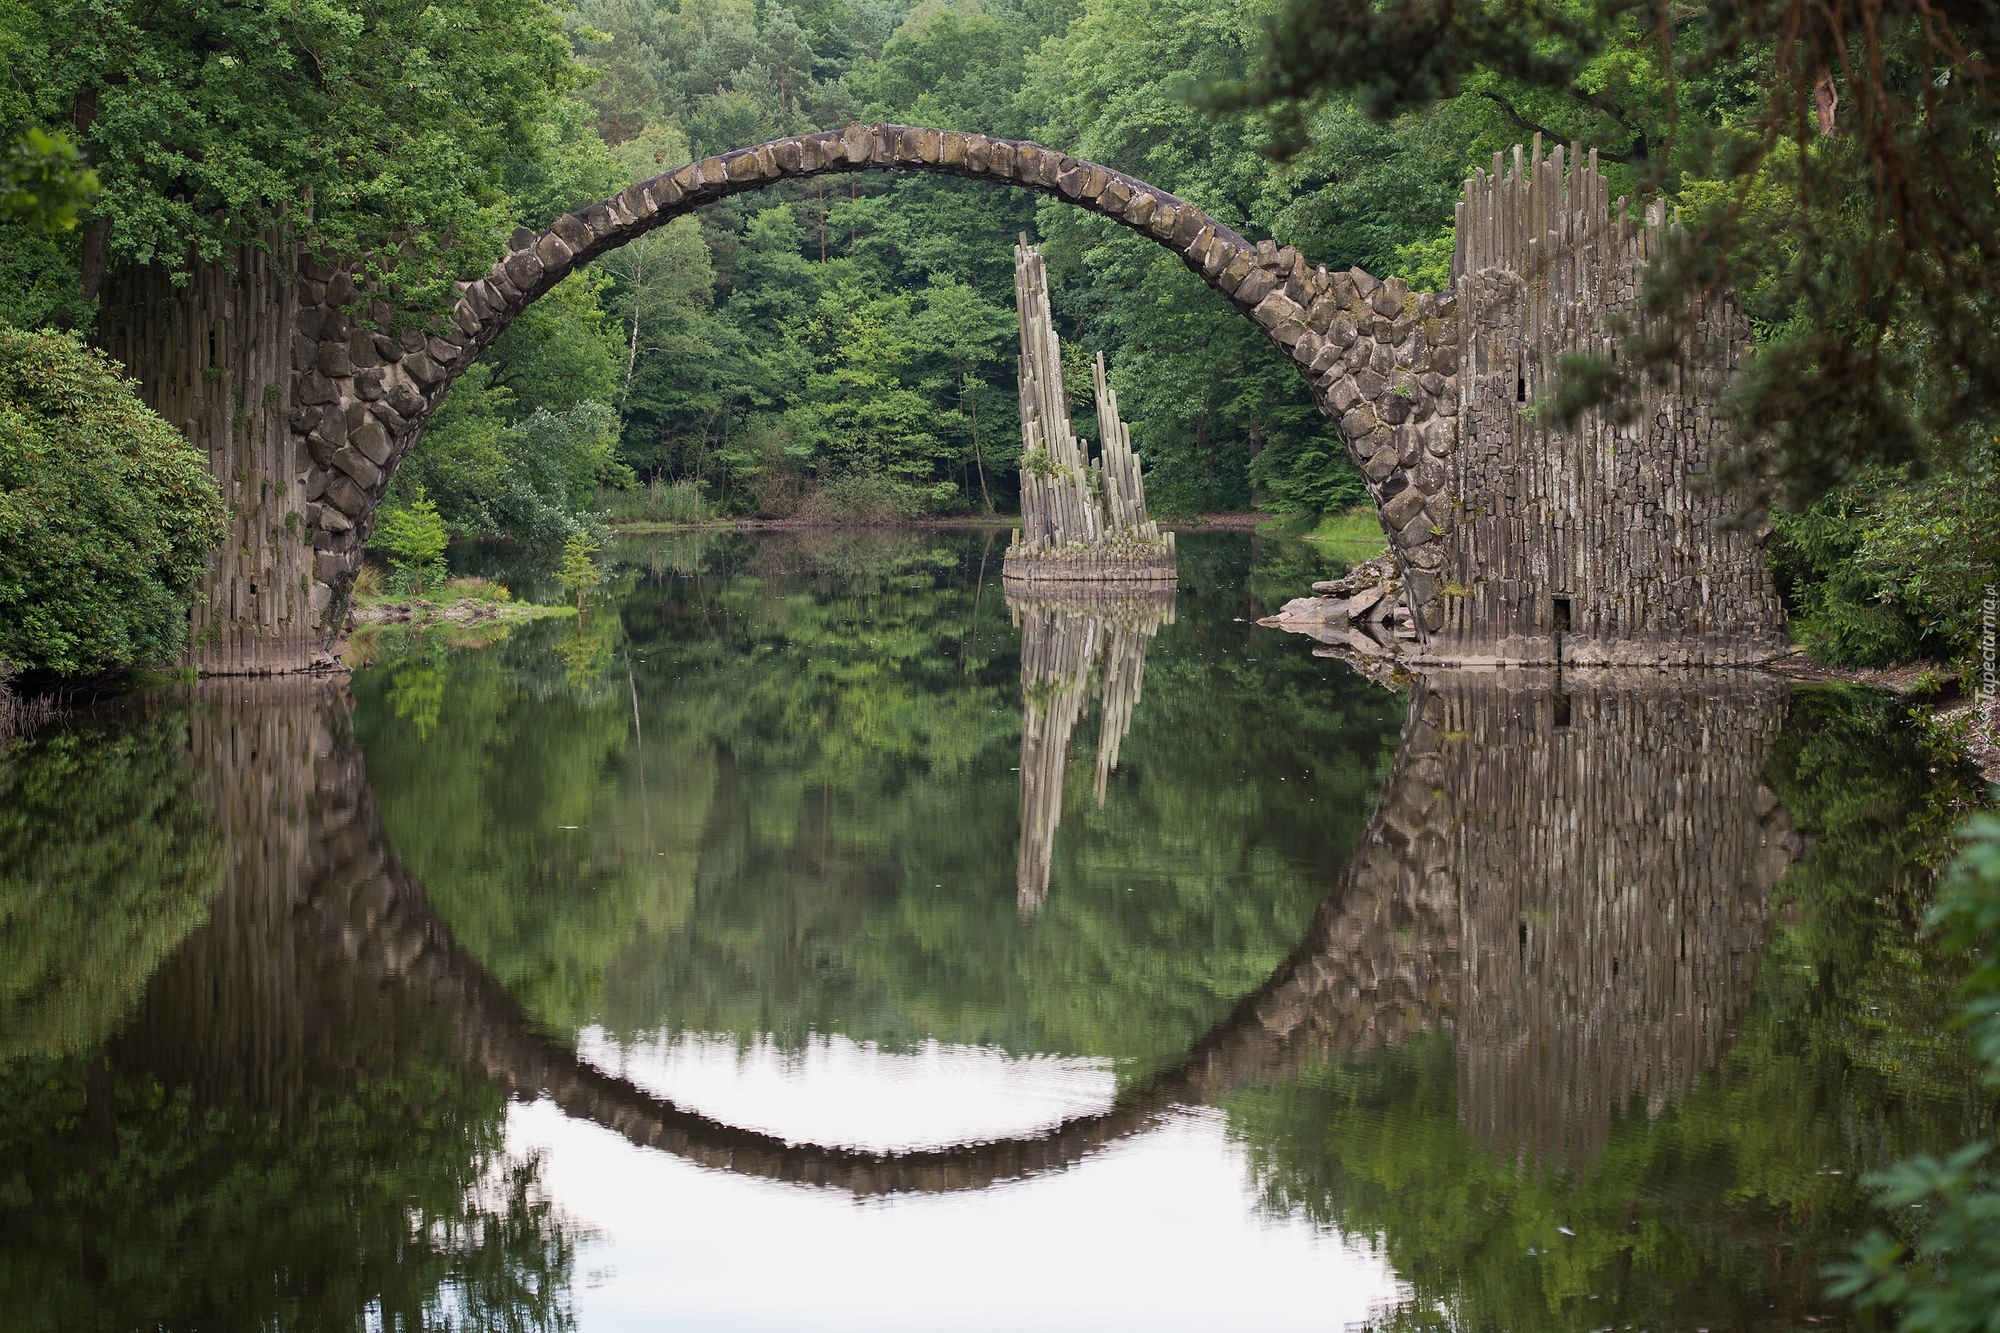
[292,123,1456,652]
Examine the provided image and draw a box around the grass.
[1265,507,1389,565]
[601,478,714,527]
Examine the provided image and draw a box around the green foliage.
[369,486,449,599]
[1830,810,2000,1330]
[7,0,583,309]
[0,1052,579,1330]
[0,709,220,1061]
[0,327,226,676]
[0,126,97,232]
[556,529,604,610]
[1770,454,2000,669]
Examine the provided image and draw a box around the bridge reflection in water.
[116,667,1796,1195]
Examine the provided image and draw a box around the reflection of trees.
[0,683,582,1332]
[1011,587,1175,913]
[0,709,221,1062]
[358,530,1406,1075]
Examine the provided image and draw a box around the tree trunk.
[966,371,993,514]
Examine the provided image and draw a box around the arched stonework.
[289,123,1458,660]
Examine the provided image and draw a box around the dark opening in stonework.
[1552,692,1572,730]
[1516,371,1528,402]
[1552,596,1572,633]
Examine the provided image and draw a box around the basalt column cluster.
[1003,239,1175,587]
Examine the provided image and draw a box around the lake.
[1,530,1988,1331]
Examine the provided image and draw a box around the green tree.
[557,529,604,611]
[0,327,226,676]
[6,0,584,310]
[370,487,449,599]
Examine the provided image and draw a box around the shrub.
[794,473,956,524]
[0,327,226,676]
[442,577,512,604]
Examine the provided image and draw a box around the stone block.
[1340,406,1373,442]
[1382,487,1428,530]
[1329,377,1362,412]
[403,352,443,387]
[1379,392,1411,425]
[535,232,574,272]
[351,418,392,466]
[1371,281,1405,319]
[354,368,385,402]
[1252,291,1305,331]
[1233,268,1276,307]
[299,372,338,406]
[614,183,652,222]
[1422,416,1457,456]
[315,341,353,377]
[503,250,543,291]
[1397,425,1423,466]
[323,475,367,519]
[1397,513,1435,548]
[1348,267,1380,297]
[332,445,382,490]
[385,376,423,416]
[315,550,357,586]
[1122,190,1156,228]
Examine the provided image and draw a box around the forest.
[1,0,1995,680]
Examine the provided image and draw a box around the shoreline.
[607,511,1276,535]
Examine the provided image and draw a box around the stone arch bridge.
[117,669,1798,1192]
[106,125,1784,675]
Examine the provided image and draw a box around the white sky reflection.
[509,1031,1406,1331]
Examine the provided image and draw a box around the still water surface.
[0,531,1988,1331]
